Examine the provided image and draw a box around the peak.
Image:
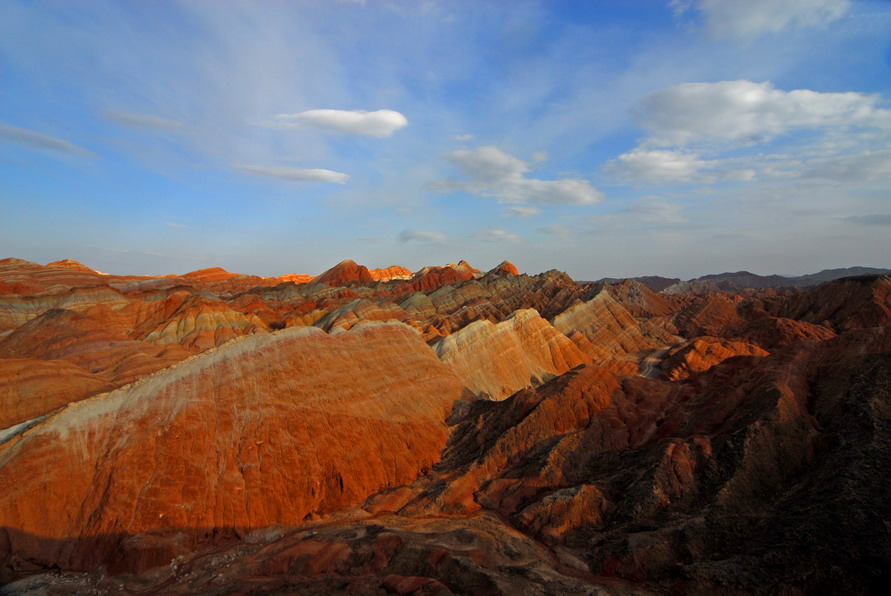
[183,267,240,282]
[185,266,230,275]
[489,260,519,276]
[449,260,482,276]
[45,259,97,273]
[0,257,42,271]
[314,259,374,286]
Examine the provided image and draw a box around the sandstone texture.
[0,322,467,574]
[434,308,588,400]
[1,259,888,595]
[313,259,375,286]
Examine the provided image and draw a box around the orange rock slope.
[0,322,468,572]
[2,259,890,594]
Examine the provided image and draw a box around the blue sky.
[1,0,890,279]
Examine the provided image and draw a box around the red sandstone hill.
[313,258,375,286]
[44,259,101,273]
[182,266,241,282]
[276,272,315,284]
[0,322,468,573]
[369,265,413,281]
[488,260,519,276]
[1,259,889,594]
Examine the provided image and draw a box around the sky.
[1,0,890,280]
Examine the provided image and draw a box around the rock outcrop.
[369,265,412,281]
[488,260,519,276]
[313,259,375,286]
[551,288,669,363]
[434,309,589,400]
[659,336,769,381]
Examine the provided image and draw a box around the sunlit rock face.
[368,264,413,281]
[396,264,476,293]
[1,260,889,594]
[551,287,675,364]
[488,260,519,276]
[313,259,375,286]
[0,322,467,573]
[658,336,769,381]
[0,358,113,428]
[434,308,589,400]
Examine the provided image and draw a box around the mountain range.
[596,266,891,293]
[1,256,889,594]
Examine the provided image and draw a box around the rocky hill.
[1,257,889,594]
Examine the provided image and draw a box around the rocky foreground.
[0,257,889,594]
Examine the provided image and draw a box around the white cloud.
[0,123,95,157]
[638,80,889,146]
[430,145,603,205]
[266,109,408,137]
[610,148,710,183]
[538,224,573,238]
[469,229,520,243]
[503,206,541,218]
[238,165,349,184]
[614,80,891,184]
[398,229,448,244]
[672,0,850,40]
[103,110,184,131]
[453,133,474,141]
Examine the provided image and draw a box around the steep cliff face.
[0,322,468,573]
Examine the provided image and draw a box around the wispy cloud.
[103,110,185,131]
[469,229,520,243]
[453,133,474,141]
[430,145,603,205]
[841,214,891,226]
[238,165,349,184]
[398,229,448,243]
[265,109,408,137]
[503,206,541,218]
[672,0,850,40]
[0,123,95,157]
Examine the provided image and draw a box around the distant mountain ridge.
[597,266,891,293]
